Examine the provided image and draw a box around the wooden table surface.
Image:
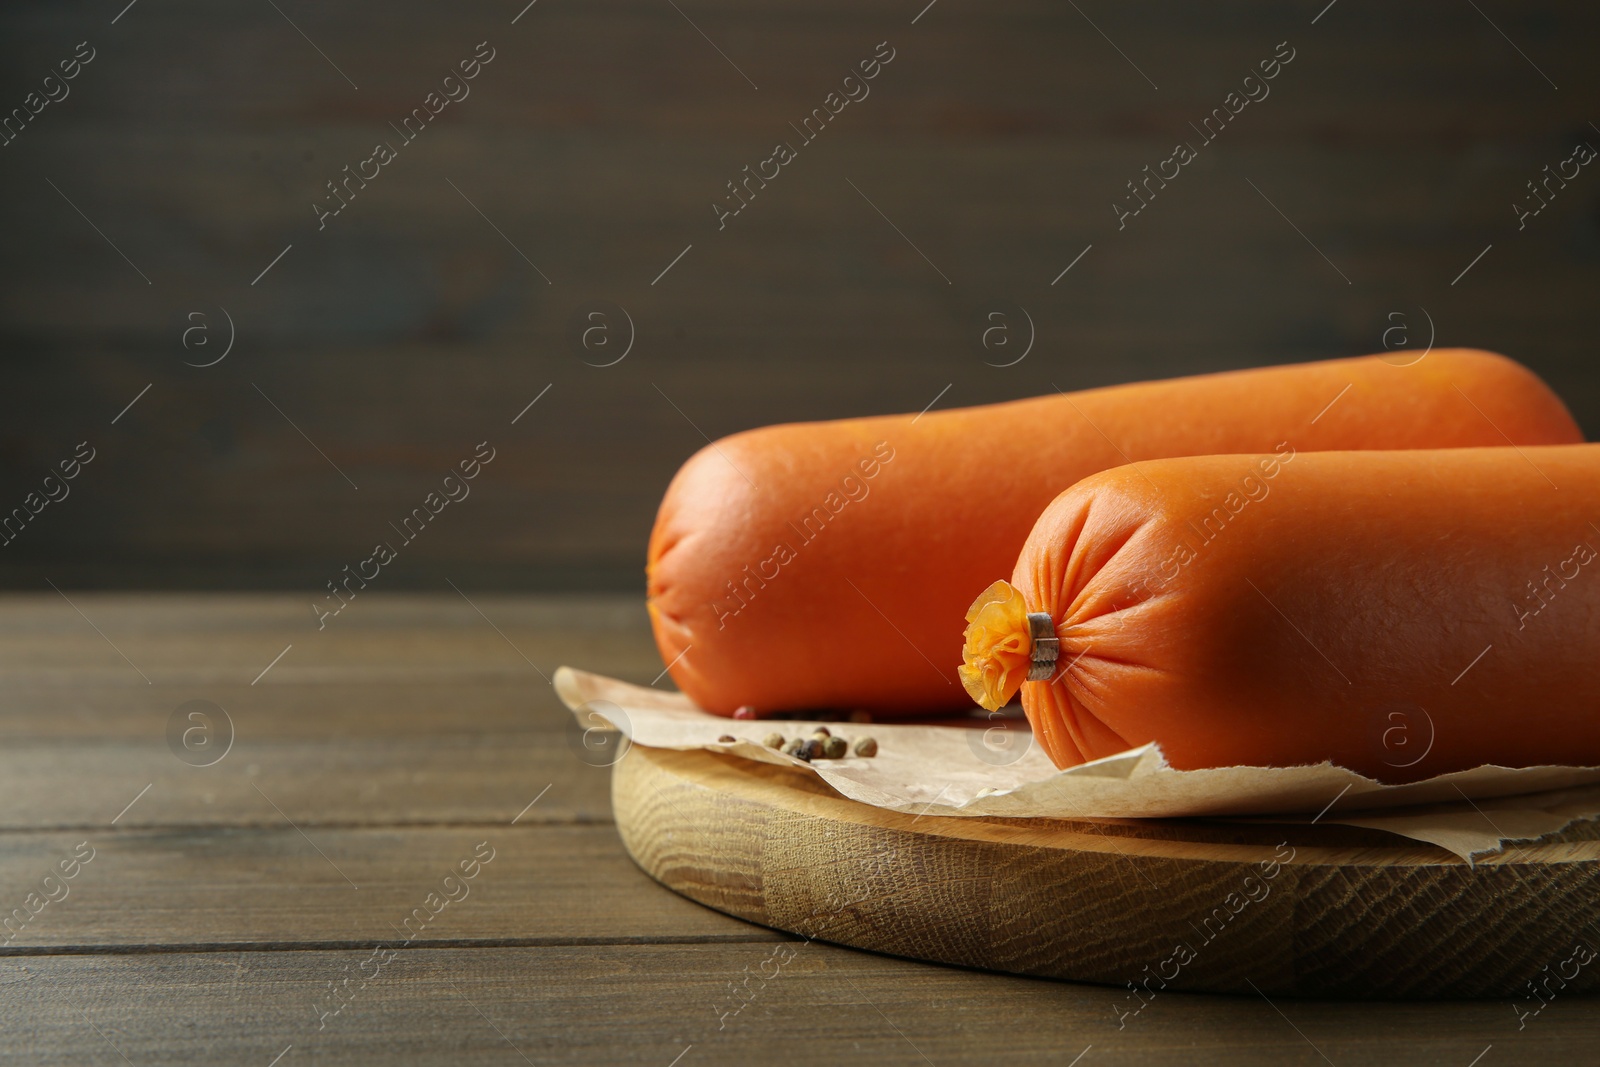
[2,593,1593,1065]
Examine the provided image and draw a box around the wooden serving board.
[614,745,1600,999]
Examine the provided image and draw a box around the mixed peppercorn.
[712,724,878,761]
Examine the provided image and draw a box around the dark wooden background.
[1,0,1597,592]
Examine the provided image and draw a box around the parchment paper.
[556,666,1600,862]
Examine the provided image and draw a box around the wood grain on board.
[615,745,1600,998]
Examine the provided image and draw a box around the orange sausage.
[961,445,1600,781]
[647,351,1582,717]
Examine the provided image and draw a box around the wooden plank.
[9,138,1597,328]
[0,594,661,687]
[3,1,1600,588]
[0,739,613,830]
[5,1,1597,133]
[0,594,652,636]
[0,825,779,951]
[0,595,653,827]
[7,943,1591,1066]
[0,682,577,740]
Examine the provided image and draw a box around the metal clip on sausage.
[1026,612,1058,682]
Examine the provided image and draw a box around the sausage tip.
[958,580,1034,711]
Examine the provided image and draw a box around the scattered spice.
[758,731,879,761]
[717,734,736,743]
[732,705,757,720]
[811,726,831,738]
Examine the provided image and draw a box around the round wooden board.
[613,745,1600,999]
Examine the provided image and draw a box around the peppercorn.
[799,738,825,761]
[762,733,785,749]
[811,726,831,738]
[717,734,735,743]
[781,738,804,758]
[853,737,878,757]
[823,736,848,759]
